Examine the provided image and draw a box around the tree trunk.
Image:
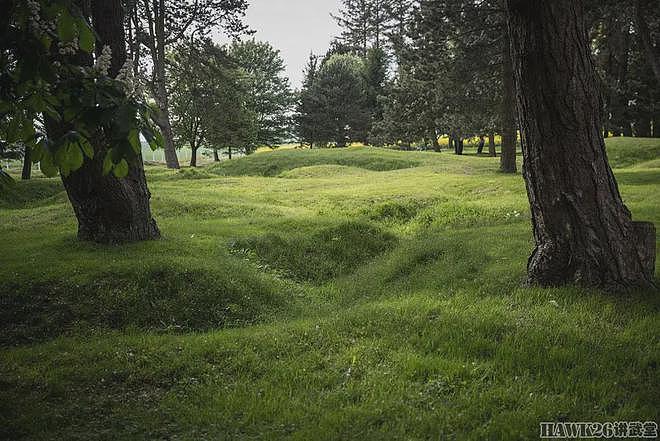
[431,131,440,152]
[228,146,232,160]
[455,138,464,155]
[151,0,180,170]
[653,115,660,138]
[213,149,220,162]
[59,0,160,244]
[21,147,31,180]
[153,65,180,169]
[488,134,496,157]
[190,145,198,167]
[501,25,518,173]
[506,0,656,290]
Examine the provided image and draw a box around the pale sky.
[222,0,342,89]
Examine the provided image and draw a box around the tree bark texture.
[506,0,656,290]
[59,0,160,244]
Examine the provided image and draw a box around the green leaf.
[60,162,71,177]
[128,129,141,154]
[55,143,68,166]
[154,130,165,149]
[78,137,94,159]
[6,117,21,143]
[77,19,95,53]
[67,143,84,171]
[40,152,59,177]
[113,159,129,178]
[57,12,77,43]
[40,35,53,50]
[31,142,45,164]
[102,151,114,176]
[21,120,36,143]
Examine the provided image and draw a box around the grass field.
[0,138,658,440]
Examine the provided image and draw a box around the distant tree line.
[294,0,659,173]
[169,39,294,167]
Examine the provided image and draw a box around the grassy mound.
[279,164,371,179]
[605,137,660,168]
[0,179,67,209]
[0,262,288,347]
[209,146,421,176]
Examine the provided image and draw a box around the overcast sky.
[230,0,342,88]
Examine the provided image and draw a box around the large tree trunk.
[59,0,160,244]
[500,25,518,173]
[21,147,31,180]
[488,134,496,157]
[506,0,656,290]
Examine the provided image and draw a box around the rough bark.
[21,147,31,180]
[500,25,518,173]
[59,0,160,244]
[506,0,656,290]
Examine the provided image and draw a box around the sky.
[225,0,342,89]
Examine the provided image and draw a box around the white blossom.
[95,45,112,77]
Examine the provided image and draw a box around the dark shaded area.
[0,267,283,347]
[229,221,397,283]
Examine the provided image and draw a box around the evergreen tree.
[298,54,370,147]
[296,54,326,147]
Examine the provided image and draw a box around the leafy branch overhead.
[1,0,164,180]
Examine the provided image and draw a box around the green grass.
[0,139,658,440]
